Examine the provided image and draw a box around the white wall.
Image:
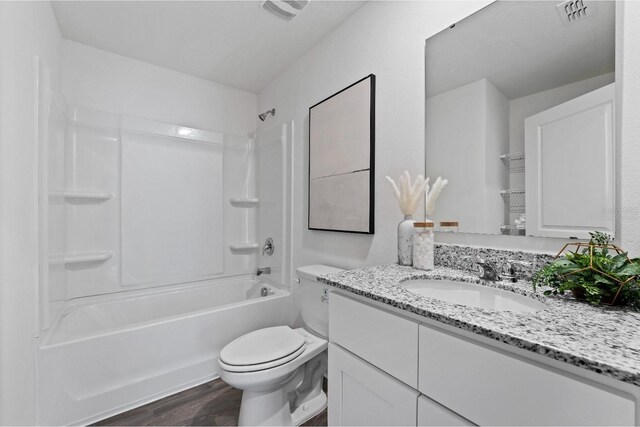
[484,79,509,231]
[258,1,492,281]
[62,40,257,136]
[426,79,507,234]
[0,2,62,424]
[427,80,486,232]
[259,0,640,264]
[619,1,640,256]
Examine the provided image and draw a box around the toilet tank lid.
[296,264,345,281]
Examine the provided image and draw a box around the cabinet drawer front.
[417,395,474,426]
[418,325,636,426]
[329,343,419,426]
[329,292,418,387]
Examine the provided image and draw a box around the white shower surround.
[55,106,257,301]
[38,277,290,425]
[35,103,291,425]
[35,47,288,426]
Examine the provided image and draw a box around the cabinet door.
[330,292,418,387]
[328,343,418,426]
[417,395,474,426]
[525,83,615,238]
[418,324,636,426]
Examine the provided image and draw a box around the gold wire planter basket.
[554,242,638,305]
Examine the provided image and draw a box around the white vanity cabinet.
[418,324,635,426]
[328,291,639,426]
[328,343,419,426]
[329,288,418,387]
[328,291,419,426]
[417,395,473,426]
[328,292,470,426]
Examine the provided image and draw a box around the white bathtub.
[37,277,291,426]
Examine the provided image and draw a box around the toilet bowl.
[218,265,344,426]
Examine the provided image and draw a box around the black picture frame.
[308,74,375,234]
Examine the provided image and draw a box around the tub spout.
[256,267,271,276]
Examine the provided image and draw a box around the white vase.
[397,215,416,266]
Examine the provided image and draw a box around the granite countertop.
[319,264,640,387]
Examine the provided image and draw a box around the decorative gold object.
[554,242,638,305]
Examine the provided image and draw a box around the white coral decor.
[425,176,448,218]
[385,171,429,216]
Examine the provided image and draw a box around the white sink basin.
[401,279,547,312]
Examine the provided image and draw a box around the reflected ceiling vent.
[260,0,309,21]
[556,0,598,25]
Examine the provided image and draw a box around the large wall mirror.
[425,1,615,239]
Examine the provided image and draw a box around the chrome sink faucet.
[501,260,532,283]
[473,257,501,281]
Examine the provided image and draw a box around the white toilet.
[218,265,344,426]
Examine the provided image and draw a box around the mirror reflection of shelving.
[500,151,525,235]
[500,225,526,236]
[500,189,525,213]
[500,152,525,173]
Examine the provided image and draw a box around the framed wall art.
[308,74,375,234]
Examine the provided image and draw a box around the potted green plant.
[532,231,640,310]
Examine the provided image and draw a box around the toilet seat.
[219,326,307,373]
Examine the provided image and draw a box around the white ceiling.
[426,1,615,100]
[52,1,366,93]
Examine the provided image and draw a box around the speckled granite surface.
[319,263,640,387]
[435,243,555,280]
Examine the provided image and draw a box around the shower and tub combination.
[35,63,291,425]
[39,277,289,425]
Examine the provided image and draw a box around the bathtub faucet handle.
[262,238,274,256]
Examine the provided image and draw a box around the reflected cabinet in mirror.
[425,1,615,239]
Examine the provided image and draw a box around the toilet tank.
[296,265,345,338]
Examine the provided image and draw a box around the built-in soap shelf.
[229,197,259,208]
[500,152,525,173]
[229,243,259,254]
[500,189,525,213]
[49,251,113,266]
[49,190,114,202]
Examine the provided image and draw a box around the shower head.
[258,108,276,122]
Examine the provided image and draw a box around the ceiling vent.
[260,0,309,21]
[556,0,598,25]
